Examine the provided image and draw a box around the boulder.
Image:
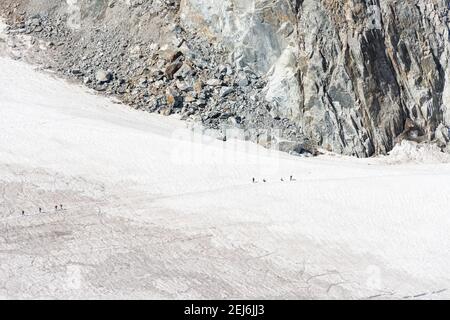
[95,70,112,83]
[165,62,183,79]
[220,86,234,98]
[206,79,222,87]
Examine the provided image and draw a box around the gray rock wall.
[1,0,449,156]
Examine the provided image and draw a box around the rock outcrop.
[1,0,449,156]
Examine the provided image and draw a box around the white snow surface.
[1,56,450,299]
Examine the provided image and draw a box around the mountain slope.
[1,0,449,156]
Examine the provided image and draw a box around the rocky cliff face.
[179,0,450,155]
[1,0,450,156]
